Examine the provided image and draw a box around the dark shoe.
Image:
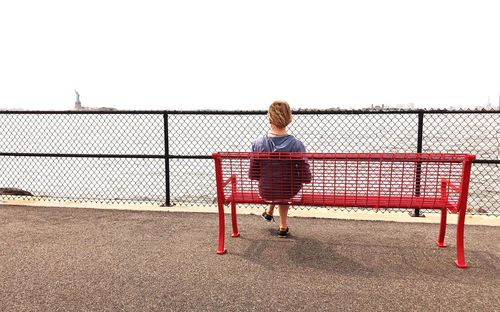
[278,227,289,238]
[262,211,274,223]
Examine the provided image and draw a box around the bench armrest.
[219,175,237,204]
[222,175,235,188]
[441,178,461,213]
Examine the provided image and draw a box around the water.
[0,112,499,214]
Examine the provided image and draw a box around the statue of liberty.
[74,89,82,110]
[74,89,80,102]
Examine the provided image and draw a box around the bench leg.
[436,208,447,248]
[216,201,227,255]
[455,208,467,268]
[231,201,240,237]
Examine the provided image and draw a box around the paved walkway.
[0,205,499,311]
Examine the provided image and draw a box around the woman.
[249,100,310,238]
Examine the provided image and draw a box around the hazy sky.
[0,0,499,111]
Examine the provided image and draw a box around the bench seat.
[225,192,455,210]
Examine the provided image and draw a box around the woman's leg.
[267,204,275,216]
[278,204,289,230]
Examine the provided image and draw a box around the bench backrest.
[213,152,475,211]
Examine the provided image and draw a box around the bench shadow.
[286,237,500,280]
[230,226,499,280]
[286,235,376,276]
[232,228,373,276]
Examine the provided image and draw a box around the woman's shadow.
[234,227,372,276]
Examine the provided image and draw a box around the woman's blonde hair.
[268,100,292,129]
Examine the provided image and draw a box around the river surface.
[0,112,498,214]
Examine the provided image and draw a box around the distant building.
[74,105,117,111]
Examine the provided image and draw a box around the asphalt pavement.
[0,205,498,311]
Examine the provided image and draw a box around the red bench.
[212,152,475,268]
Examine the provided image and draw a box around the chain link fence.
[1,110,499,216]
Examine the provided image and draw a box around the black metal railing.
[0,110,499,216]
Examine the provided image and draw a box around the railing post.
[411,111,425,217]
[163,113,171,207]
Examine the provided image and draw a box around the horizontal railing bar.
[473,159,500,164]
[0,153,164,159]
[0,110,499,115]
[0,153,212,160]
[0,153,497,163]
[169,155,212,159]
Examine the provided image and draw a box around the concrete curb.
[2,198,499,226]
